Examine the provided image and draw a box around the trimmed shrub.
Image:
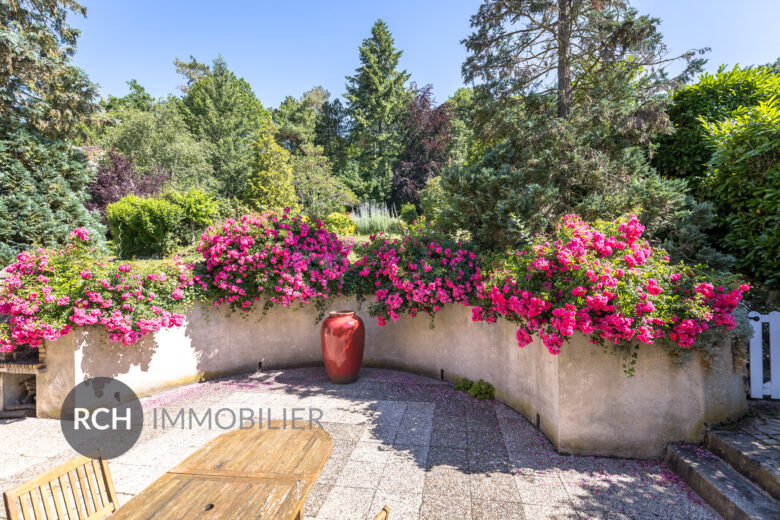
[400,203,418,225]
[701,98,780,288]
[106,195,183,258]
[162,189,219,244]
[454,378,473,391]
[324,212,358,236]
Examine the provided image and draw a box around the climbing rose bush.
[473,215,749,360]
[0,228,195,351]
[350,227,482,326]
[195,209,350,313]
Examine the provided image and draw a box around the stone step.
[707,428,780,501]
[665,444,780,520]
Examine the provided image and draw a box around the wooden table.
[111,421,333,519]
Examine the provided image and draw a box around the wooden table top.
[111,422,333,519]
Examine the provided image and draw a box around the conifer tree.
[345,19,411,202]
[180,57,267,198]
[243,116,299,212]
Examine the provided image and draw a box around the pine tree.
[180,57,267,198]
[345,19,411,202]
[243,116,299,212]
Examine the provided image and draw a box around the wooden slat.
[749,311,764,398]
[769,311,780,399]
[76,465,94,516]
[98,458,119,512]
[48,481,66,520]
[67,470,87,519]
[3,492,19,520]
[17,494,31,520]
[39,484,54,520]
[28,489,42,520]
[90,459,109,508]
[84,460,102,512]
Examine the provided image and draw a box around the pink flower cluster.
[473,215,749,355]
[195,209,350,311]
[353,234,482,325]
[0,230,194,351]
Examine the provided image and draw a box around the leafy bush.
[0,228,194,351]
[86,150,171,213]
[195,209,351,315]
[324,212,357,236]
[454,377,473,391]
[419,176,456,232]
[106,195,184,258]
[400,203,418,225]
[291,144,357,221]
[654,65,779,186]
[350,230,482,326]
[467,379,495,400]
[162,189,219,244]
[473,214,749,373]
[350,201,402,235]
[701,99,780,288]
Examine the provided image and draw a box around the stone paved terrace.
[0,368,719,519]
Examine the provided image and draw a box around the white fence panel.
[748,311,780,399]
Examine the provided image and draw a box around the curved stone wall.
[37,298,748,458]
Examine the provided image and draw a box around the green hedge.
[106,189,218,258]
[702,98,780,288]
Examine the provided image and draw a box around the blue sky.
[71,1,780,108]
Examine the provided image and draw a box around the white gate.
[749,311,780,399]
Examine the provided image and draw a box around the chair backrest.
[3,453,119,520]
[373,505,390,520]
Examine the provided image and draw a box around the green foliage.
[419,177,455,232]
[173,55,211,92]
[453,377,494,399]
[446,88,478,166]
[214,197,255,221]
[655,65,779,186]
[324,212,357,236]
[0,125,105,264]
[314,98,350,172]
[180,57,267,198]
[291,144,357,221]
[351,201,401,235]
[453,377,473,391]
[102,79,154,112]
[345,19,411,202]
[98,100,214,190]
[243,116,299,212]
[274,87,329,155]
[399,203,418,225]
[161,189,219,244]
[467,380,495,400]
[0,0,99,139]
[701,98,780,288]
[106,195,184,258]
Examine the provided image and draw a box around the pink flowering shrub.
[473,214,748,369]
[349,226,482,326]
[0,228,195,352]
[195,209,350,315]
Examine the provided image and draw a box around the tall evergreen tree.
[273,86,329,155]
[314,98,350,172]
[345,19,411,202]
[180,57,267,198]
[0,0,103,262]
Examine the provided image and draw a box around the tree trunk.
[557,0,572,118]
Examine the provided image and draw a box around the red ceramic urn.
[321,310,365,384]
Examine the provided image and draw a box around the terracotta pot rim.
[328,310,356,318]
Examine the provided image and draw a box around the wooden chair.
[373,505,390,520]
[3,452,119,520]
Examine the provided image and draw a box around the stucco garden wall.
[38,299,747,458]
